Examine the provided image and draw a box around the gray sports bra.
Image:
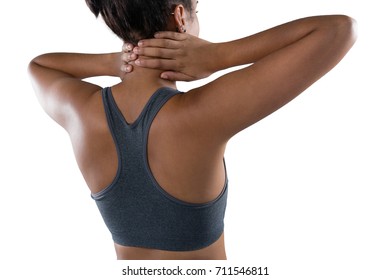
[91,87,228,251]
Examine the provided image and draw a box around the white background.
[1,0,389,279]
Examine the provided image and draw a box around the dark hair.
[85,0,193,44]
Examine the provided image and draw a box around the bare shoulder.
[147,91,226,204]
[69,89,109,150]
[66,89,119,194]
[165,16,357,145]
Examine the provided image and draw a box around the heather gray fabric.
[91,87,228,251]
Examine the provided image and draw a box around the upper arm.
[182,18,355,144]
[28,61,101,131]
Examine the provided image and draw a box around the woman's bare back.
[71,82,227,259]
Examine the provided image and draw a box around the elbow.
[332,15,358,48]
[27,55,41,78]
[316,15,358,59]
[27,54,48,77]
[27,57,47,102]
[28,55,41,73]
[347,16,358,42]
[27,59,37,85]
[27,59,40,92]
[340,15,358,44]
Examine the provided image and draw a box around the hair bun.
[85,0,102,17]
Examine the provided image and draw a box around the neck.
[121,64,177,90]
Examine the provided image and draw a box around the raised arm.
[28,52,128,130]
[133,15,357,143]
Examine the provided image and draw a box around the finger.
[134,46,179,59]
[121,52,138,63]
[122,43,134,52]
[120,64,133,73]
[160,71,194,82]
[138,38,183,49]
[135,57,179,71]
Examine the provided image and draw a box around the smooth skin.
[28,0,357,260]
